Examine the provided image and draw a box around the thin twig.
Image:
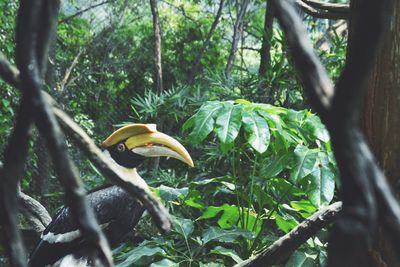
[59,0,113,24]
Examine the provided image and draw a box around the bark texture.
[150,0,163,93]
[358,0,400,266]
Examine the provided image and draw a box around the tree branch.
[59,0,113,24]
[235,202,342,267]
[296,0,349,20]
[17,188,52,233]
[14,0,112,265]
[187,0,225,84]
[303,0,349,13]
[47,94,172,233]
[269,1,399,267]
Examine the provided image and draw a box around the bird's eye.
[117,143,126,152]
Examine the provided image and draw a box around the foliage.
[0,0,348,265]
[114,100,336,266]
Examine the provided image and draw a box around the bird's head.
[101,124,194,170]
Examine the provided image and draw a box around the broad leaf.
[275,214,298,233]
[215,103,242,144]
[261,153,292,178]
[202,226,254,244]
[184,189,206,209]
[116,245,165,267]
[188,102,222,144]
[158,185,188,201]
[150,259,179,267]
[172,216,194,238]
[290,145,319,183]
[242,110,270,153]
[306,165,335,208]
[210,246,243,264]
[199,204,239,229]
[285,251,316,267]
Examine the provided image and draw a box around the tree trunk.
[225,0,250,80]
[149,0,163,175]
[257,0,275,101]
[355,0,400,266]
[258,0,275,77]
[150,0,163,93]
[187,0,225,84]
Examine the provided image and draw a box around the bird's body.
[29,185,145,267]
[28,124,193,266]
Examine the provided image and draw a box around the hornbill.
[28,124,193,267]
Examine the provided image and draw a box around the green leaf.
[184,189,206,209]
[253,184,274,208]
[306,165,335,208]
[172,216,194,238]
[262,153,292,178]
[290,145,319,184]
[285,251,316,267]
[215,103,242,144]
[189,102,222,144]
[275,214,298,233]
[290,200,317,214]
[242,110,270,153]
[199,204,239,229]
[202,226,254,245]
[116,245,165,267]
[210,246,243,263]
[150,259,179,267]
[158,185,188,201]
[304,115,330,143]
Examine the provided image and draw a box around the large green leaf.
[275,214,298,234]
[116,245,166,267]
[188,102,222,144]
[242,110,270,153]
[215,103,242,144]
[285,251,316,267]
[210,246,243,264]
[290,145,319,183]
[184,189,206,209]
[158,185,188,201]
[303,115,330,143]
[307,165,335,208]
[150,259,179,267]
[199,204,239,229]
[201,226,254,245]
[172,216,194,238]
[261,153,292,178]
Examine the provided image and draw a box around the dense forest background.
[0,0,352,266]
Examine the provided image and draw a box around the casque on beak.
[102,124,194,167]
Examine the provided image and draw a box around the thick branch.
[150,0,163,93]
[296,0,349,20]
[18,189,52,233]
[271,0,334,119]
[235,202,342,267]
[15,0,112,265]
[0,99,32,267]
[271,1,398,267]
[302,0,349,13]
[0,52,172,234]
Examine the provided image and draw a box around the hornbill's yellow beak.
[101,124,194,167]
